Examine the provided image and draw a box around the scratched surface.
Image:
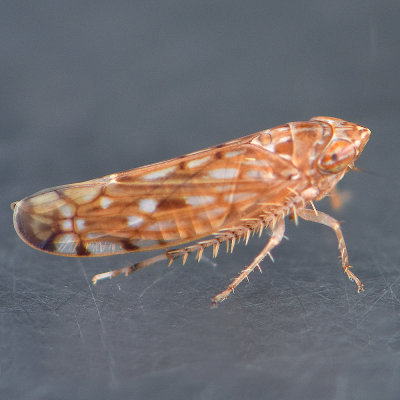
[1,1,400,399]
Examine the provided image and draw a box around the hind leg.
[91,224,258,284]
[211,218,285,306]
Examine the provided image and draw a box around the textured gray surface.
[1,1,399,399]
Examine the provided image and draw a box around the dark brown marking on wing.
[117,175,138,183]
[120,240,140,251]
[157,198,187,210]
[41,233,58,253]
[76,242,91,256]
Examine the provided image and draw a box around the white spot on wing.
[75,219,86,231]
[127,215,144,227]
[61,220,73,231]
[209,168,238,180]
[225,150,244,158]
[100,197,112,209]
[139,199,157,213]
[187,156,211,169]
[59,204,75,218]
[246,169,263,179]
[148,220,177,231]
[186,195,215,207]
[246,169,276,180]
[142,166,176,181]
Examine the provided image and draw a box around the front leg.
[296,208,364,292]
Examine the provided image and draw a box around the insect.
[12,116,370,305]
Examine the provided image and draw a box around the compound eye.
[318,139,356,174]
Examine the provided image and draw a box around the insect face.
[312,116,370,175]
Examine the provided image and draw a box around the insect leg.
[92,253,169,284]
[296,208,364,292]
[91,225,261,285]
[166,224,263,264]
[211,217,285,307]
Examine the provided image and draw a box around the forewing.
[13,136,298,256]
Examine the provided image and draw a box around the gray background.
[1,1,399,399]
